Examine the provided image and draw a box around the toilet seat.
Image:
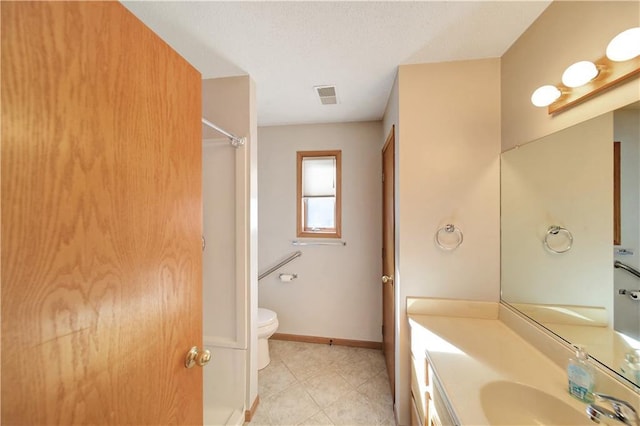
[257,308,279,370]
[258,308,277,328]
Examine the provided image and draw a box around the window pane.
[302,157,335,197]
[296,149,341,238]
[305,197,335,230]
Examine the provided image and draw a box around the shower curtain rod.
[201,117,246,147]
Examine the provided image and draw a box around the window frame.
[296,150,342,238]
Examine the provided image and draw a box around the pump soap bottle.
[620,349,640,384]
[568,345,595,402]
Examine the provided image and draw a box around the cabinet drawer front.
[410,394,424,426]
[432,376,457,426]
[411,356,430,422]
[412,353,430,387]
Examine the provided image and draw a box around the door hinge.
[381,325,384,335]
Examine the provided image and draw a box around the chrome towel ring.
[543,225,573,253]
[435,224,463,251]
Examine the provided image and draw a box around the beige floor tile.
[331,347,381,372]
[270,340,310,363]
[249,403,272,426]
[356,370,393,410]
[362,350,386,373]
[335,355,382,388]
[257,342,395,426]
[259,360,298,399]
[323,390,382,425]
[262,383,321,426]
[297,410,335,426]
[303,372,353,408]
[308,344,355,364]
[282,346,336,382]
[375,406,397,426]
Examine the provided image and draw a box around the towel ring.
[543,225,573,253]
[435,224,463,251]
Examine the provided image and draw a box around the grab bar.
[615,261,640,279]
[259,251,302,281]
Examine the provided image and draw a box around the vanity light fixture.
[561,61,599,88]
[606,27,640,62]
[530,26,640,114]
[531,85,561,107]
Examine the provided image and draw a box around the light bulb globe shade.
[562,61,599,88]
[606,27,640,62]
[531,85,561,107]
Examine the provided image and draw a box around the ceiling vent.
[314,85,338,105]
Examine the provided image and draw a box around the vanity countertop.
[408,300,592,425]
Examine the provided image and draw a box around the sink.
[480,380,589,425]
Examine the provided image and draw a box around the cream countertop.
[507,302,640,383]
[408,311,592,425]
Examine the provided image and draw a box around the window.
[297,150,341,238]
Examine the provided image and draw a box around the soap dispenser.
[620,349,640,384]
[568,345,595,402]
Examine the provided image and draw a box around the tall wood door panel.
[1,2,203,424]
[382,127,396,401]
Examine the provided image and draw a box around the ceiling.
[122,1,551,127]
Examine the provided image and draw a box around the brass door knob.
[185,346,212,368]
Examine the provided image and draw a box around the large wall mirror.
[501,101,640,388]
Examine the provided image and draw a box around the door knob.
[185,346,212,368]
[382,275,394,284]
[197,349,212,366]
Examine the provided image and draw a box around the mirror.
[501,101,640,388]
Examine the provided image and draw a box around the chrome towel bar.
[291,240,346,246]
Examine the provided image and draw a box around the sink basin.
[480,380,589,425]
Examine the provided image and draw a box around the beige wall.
[383,74,399,149]
[385,2,639,423]
[258,121,383,342]
[391,58,501,425]
[501,1,640,151]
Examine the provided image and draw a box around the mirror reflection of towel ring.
[435,224,463,251]
[543,225,573,253]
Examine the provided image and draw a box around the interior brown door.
[1,2,203,424]
[382,127,395,400]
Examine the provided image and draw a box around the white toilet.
[257,308,279,370]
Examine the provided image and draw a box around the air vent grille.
[314,85,338,105]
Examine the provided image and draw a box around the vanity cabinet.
[410,327,457,426]
[410,353,429,425]
[406,298,629,426]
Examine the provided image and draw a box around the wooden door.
[382,127,395,400]
[1,2,202,424]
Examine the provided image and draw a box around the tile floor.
[249,340,396,426]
